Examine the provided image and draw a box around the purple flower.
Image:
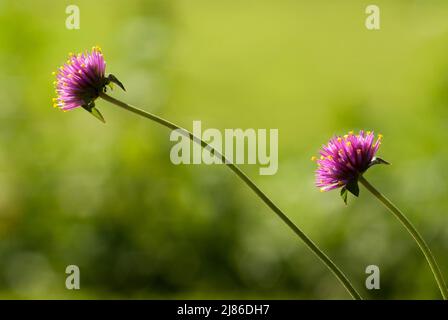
[52,46,125,121]
[312,130,387,199]
[53,46,107,111]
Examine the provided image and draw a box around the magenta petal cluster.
[53,46,107,111]
[313,130,383,192]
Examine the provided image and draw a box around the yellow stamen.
[311,156,317,162]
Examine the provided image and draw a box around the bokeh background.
[1,0,448,299]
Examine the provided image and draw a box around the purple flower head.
[52,46,125,121]
[312,130,388,200]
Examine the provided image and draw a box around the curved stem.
[359,175,448,299]
[99,92,362,300]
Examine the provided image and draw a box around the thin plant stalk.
[359,175,448,299]
[99,92,362,300]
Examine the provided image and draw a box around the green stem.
[359,175,448,299]
[99,92,362,300]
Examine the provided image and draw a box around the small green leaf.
[346,180,359,197]
[82,104,106,123]
[340,187,348,205]
[107,74,126,91]
[369,157,390,168]
[90,107,106,123]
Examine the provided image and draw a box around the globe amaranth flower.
[312,130,389,202]
[52,46,125,122]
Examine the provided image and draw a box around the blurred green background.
[1,0,448,299]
